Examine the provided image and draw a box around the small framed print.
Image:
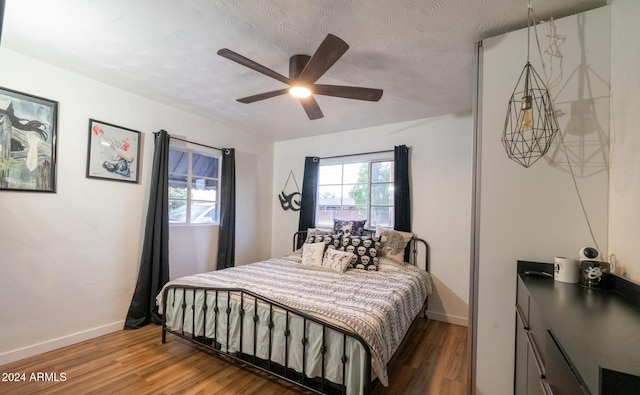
[86,119,141,183]
[0,86,58,192]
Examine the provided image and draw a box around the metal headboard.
[293,230,430,273]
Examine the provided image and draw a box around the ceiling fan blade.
[217,48,291,85]
[313,84,383,101]
[298,34,349,84]
[237,88,290,104]
[300,96,324,120]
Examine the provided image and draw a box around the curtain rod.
[169,135,224,152]
[320,149,394,160]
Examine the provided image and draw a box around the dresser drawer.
[545,330,588,395]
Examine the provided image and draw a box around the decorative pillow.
[301,242,326,268]
[376,225,413,264]
[304,227,335,244]
[333,219,367,236]
[323,234,344,251]
[339,235,382,271]
[377,256,407,271]
[322,249,355,273]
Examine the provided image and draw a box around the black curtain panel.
[394,145,411,232]
[297,156,320,248]
[216,148,236,270]
[124,130,170,329]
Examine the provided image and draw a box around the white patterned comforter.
[157,253,432,388]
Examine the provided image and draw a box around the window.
[316,160,394,228]
[168,147,220,224]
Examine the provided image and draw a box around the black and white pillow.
[304,227,335,244]
[338,235,382,271]
[333,219,367,237]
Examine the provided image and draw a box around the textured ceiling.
[2,0,606,141]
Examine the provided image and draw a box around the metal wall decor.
[502,1,559,168]
[279,170,301,211]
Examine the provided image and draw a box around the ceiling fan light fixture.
[289,86,312,98]
[217,34,383,120]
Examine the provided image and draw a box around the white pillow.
[322,249,356,273]
[377,256,407,271]
[301,242,326,267]
[376,225,413,264]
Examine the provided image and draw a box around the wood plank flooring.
[0,319,467,395]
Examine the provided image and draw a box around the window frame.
[168,145,221,226]
[316,156,394,229]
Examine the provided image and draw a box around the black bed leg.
[423,299,429,319]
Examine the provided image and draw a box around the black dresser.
[515,261,640,395]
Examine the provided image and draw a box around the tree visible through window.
[316,160,394,228]
[168,148,220,224]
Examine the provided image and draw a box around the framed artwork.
[0,86,58,192]
[86,119,141,183]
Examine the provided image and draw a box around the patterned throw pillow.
[376,225,413,264]
[338,235,382,270]
[333,219,367,237]
[322,249,355,273]
[304,227,335,244]
[301,242,326,268]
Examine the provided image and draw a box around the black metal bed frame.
[161,231,430,395]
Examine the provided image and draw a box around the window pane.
[169,172,187,186]
[316,206,341,227]
[190,201,217,224]
[168,175,187,199]
[340,206,367,221]
[319,164,342,185]
[343,163,367,184]
[192,153,218,178]
[168,149,188,175]
[191,178,217,201]
[344,184,367,206]
[371,183,392,205]
[372,161,393,182]
[370,206,394,228]
[168,199,187,223]
[317,184,342,227]
[316,159,395,229]
[318,185,342,204]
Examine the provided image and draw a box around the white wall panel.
[272,114,473,326]
[0,48,273,364]
[475,7,610,394]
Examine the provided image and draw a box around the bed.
[158,229,431,395]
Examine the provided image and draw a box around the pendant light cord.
[530,5,602,254]
[527,0,532,64]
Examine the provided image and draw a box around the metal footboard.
[162,285,373,395]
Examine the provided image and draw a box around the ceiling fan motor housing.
[289,54,311,80]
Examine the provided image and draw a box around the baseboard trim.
[427,310,469,327]
[0,321,124,366]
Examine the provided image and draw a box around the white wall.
[608,0,640,283]
[475,7,610,394]
[272,114,473,326]
[0,48,273,365]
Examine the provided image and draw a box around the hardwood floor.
[0,319,467,395]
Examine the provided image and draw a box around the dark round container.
[579,260,612,288]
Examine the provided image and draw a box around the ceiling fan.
[217,34,383,120]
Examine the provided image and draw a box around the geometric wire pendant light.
[502,1,559,168]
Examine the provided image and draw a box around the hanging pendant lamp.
[502,1,559,168]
